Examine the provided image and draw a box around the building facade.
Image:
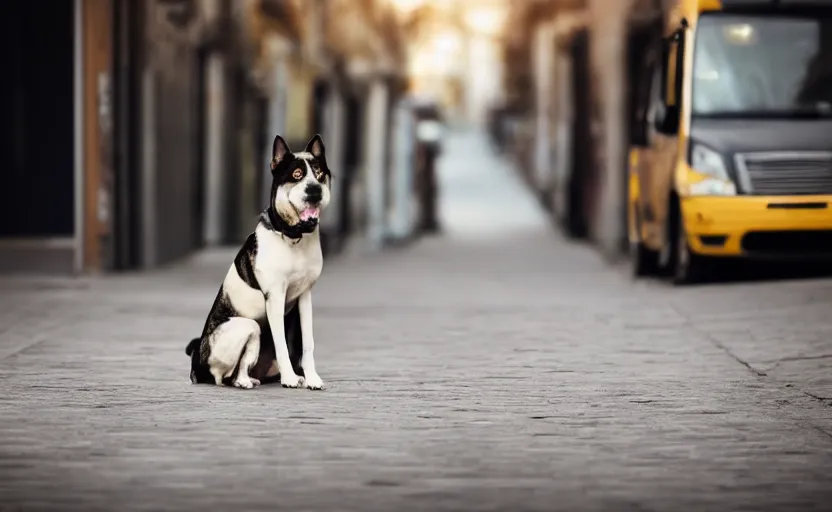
[0,0,410,275]
[502,0,668,260]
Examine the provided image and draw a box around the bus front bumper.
[681,196,832,258]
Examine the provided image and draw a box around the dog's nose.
[305,183,323,204]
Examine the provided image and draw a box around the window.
[692,14,832,117]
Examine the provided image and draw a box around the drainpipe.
[140,61,158,267]
[73,0,85,273]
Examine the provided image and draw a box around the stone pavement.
[1,130,831,512]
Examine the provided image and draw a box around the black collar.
[265,208,317,240]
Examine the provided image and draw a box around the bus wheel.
[672,215,708,285]
[631,239,659,277]
[630,207,658,277]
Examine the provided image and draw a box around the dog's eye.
[316,170,325,181]
[292,169,303,180]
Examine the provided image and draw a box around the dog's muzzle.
[299,184,323,223]
[305,183,323,205]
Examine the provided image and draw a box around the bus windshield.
[692,14,832,118]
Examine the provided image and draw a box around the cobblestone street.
[1,131,831,511]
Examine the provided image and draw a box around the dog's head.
[269,134,332,232]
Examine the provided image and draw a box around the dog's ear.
[305,134,325,159]
[271,135,292,170]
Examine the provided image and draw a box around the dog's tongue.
[299,207,320,221]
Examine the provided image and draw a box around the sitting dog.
[186,134,331,390]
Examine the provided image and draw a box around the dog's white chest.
[282,246,323,304]
[254,225,323,307]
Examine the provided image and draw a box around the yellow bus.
[628,0,832,284]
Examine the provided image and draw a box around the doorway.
[0,2,75,238]
[623,19,663,252]
[0,1,76,273]
[566,28,592,239]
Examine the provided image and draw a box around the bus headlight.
[688,144,736,196]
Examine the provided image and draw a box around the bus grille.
[735,152,832,196]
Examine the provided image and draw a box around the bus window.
[692,14,832,117]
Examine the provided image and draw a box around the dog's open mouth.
[299,206,321,222]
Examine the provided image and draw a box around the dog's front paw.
[280,373,304,388]
[233,377,259,389]
[304,373,324,390]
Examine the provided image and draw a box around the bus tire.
[668,201,708,285]
[630,205,658,277]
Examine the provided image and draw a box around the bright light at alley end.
[386,0,425,15]
[688,144,737,196]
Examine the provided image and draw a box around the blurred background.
[2,0,831,280]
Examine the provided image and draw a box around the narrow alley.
[1,130,831,511]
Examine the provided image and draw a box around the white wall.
[464,33,503,126]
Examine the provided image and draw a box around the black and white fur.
[186,134,332,390]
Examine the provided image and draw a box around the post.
[552,43,574,224]
[389,98,415,241]
[202,53,227,246]
[262,41,289,208]
[533,21,555,196]
[82,0,114,272]
[202,0,228,246]
[591,0,631,260]
[363,77,390,250]
[322,84,346,245]
[140,66,157,268]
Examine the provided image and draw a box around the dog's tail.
[185,337,201,357]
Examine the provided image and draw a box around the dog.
[186,134,331,390]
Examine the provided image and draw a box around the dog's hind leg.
[207,317,261,389]
[234,331,261,389]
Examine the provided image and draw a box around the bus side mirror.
[655,28,685,136]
